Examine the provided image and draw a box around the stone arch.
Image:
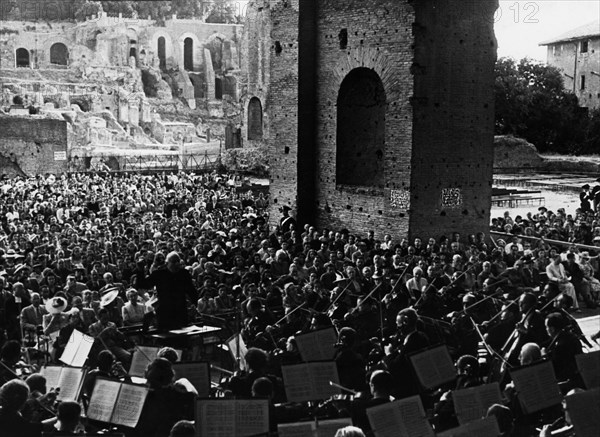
[247,97,263,140]
[184,37,194,71]
[178,33,201,71]
[204,32,230,73]
[50,42,69,65]
[151,30,173,67]
[336,67,386,188]
[157,37,166,68]
[15,48,30,67]
[127,28,138,65]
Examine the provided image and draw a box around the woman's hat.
[45,296,67,315]
[100,288,119,307]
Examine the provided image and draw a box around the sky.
[494,0,600,61]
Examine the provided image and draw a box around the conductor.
[137,251,198,330]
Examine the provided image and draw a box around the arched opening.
[336,67,386,188]
[205,36,224,73]
[215,77,223,100]
[184,38,194,71]
[248,97,263,141]
[157,37,166,69]
[16,48,30,67]
[127,28,138,66]
[50,43,69,65]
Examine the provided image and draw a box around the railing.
[67,152,222,174]
[489,231,600,251]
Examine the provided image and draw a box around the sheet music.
[565,387,600,437]
[437,416,500,437]
[282,364,313,402]
[196,399,268,437]
[282,362,340,402]
[60,329,94,367]
[111,384,149,428]
[173,362,210,397]
[128,346,159,378]
[409,345,456,390]
[310,362,340,401]
[235,399,269,437]
[295,327,337,362]
[576,351,600,389]
[87,379,121,423]
[227,334,248,371]
[367,396,435,437]
[453,382,502,425]
[317,418,353,437]
[41,366,62,391]
[57,367,85,401]
[197,400,236,437]
[510,361,562,414]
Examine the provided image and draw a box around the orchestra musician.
[383,308,429,398]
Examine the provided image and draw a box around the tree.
[494,57,591,154]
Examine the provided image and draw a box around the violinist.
[81,350,127,401]
[0,340,22,385]
[484,302,519,352]
[334,327,367,393]
[0,379,43,437]
[243,298,275,344]
[383,308,429,398]
[405,267,427,303]
[382,278,409,333]
[542,313,582,382]
[343,296,379,342]
[227,347,284,401]
[503,293,548,368]
[21,374,57,424]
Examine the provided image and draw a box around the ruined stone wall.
[312,0,415,236]
[240,0,272,145]
[0,116,69,176]
[267,0,300,221]
[268,0,497,240]
[409,0,497,240]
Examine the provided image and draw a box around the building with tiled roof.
[540,20,600,108]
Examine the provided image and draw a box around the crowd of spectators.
[0,170,598,437]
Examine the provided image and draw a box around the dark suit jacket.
[546,329,583,381]
[20,305,48,330]
[137,267,197,330]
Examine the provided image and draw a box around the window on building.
[248,97,263,141]
[581,75,586,90]
[16,48,30,67]
[581,40,588,53]
[339,29,348,49]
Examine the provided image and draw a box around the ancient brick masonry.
[267,0,498,240]
[0,116,69,176]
